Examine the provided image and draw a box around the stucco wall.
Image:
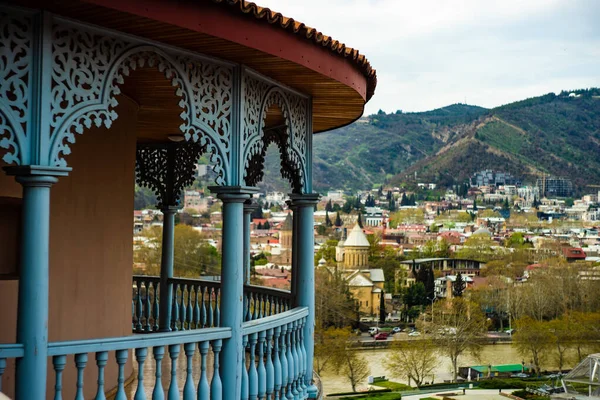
[0,95,138,398]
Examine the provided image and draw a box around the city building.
[0,2,376,398]
[536,176,574,197]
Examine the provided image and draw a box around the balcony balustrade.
[132,276,293,333]
[0,278,309,399]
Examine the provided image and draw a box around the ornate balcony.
[0,1,374,398]
[132,276,293,333]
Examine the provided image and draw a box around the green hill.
[305,89,600,193]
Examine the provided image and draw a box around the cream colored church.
[328,224,386,317]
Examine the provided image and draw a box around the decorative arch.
[243,83,307,193]
[46,22,233,185]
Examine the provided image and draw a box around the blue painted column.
[6,167,67,400]
[243,200,256,286]
[289,193,320,398]
[210,186,257,400]
[159,206,177,331]
[287,201,299,304]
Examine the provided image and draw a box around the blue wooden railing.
[242,307,309,400]
[132,276,292,333]
[0,307,311,399]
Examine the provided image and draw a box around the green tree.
[334,212,343,227]
[325,199,333,212]
[403,282,427,308]
[263,220,271,230]
[325,211,333,227]
[452,273,466,297]
[134,224,221,277]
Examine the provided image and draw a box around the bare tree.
[514,316,552,376]
[386,339,437,386]
[419,297,487,382]
[340,351,370,392]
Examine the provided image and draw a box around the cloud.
[257,0,600,114]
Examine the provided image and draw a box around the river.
[318,342,564,394]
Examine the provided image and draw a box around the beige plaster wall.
[0,95,138,398]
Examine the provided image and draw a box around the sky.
[257,0,600,115]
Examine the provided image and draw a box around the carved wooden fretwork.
[48,20,232,184]
[135,142,205,209]
[0,8,32,165]
[242,73,310,193]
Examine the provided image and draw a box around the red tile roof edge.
[211,0,377,100]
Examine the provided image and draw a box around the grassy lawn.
[371,381,412,391]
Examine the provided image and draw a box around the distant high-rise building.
[471,170,520,187]
[536,176,573,197]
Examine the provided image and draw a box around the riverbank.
[349,332,513,350]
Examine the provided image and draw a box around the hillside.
[298,89,599,193]
[310,104,488,191]
[397,90,600,191]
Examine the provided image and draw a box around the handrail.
[244,283,292,299]
[47,327,231,355]
[242,307,308,336]
[0,344,24,358]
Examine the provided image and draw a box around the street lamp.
[428,294,436,324]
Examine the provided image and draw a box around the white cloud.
[257,0,600,114]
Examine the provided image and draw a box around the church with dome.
[324,223,386,317]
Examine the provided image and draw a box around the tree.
[325,211,333,227]
[379,290,386,323]
[263,220,271,230]
[334,212,343,227]
[514,316,553,376]
[134,224,221,277]
[386,340,437,387]
[452,273,466,297]
[421,298,487,382]
[315,268,357,328]
[314,326,349,375]
[325,199,333,212]
[338,351,370,392]
[357,212,363,228]
[547,317,572,371]
[403,282,427,309]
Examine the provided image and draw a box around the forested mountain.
[300,88,600,193]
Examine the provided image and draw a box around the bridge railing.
[132,276,293,333]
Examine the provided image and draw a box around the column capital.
[4,165,71,185]
[160,206,179,214]
[209,186,259,203]
[243,199,261,214]
[288,193,320,207]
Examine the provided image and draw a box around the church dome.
[344,223,370,247]
[473,226,492,236]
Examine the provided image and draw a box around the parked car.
[368,327,380,336]
[511,373,529,378]
[408,331,421,337]
[392,327,402,334]
[505,329,515,334]
[360,317,375,323]
[374,332,389,340]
